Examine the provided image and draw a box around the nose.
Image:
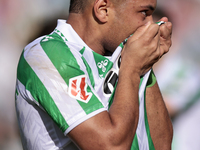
[146,15,154,23]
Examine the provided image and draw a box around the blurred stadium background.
[0,0,200,149]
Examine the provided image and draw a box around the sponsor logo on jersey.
[103,55,121,97]
[69,75,92,103]
[97,59,109,72]
[103,68,118,97]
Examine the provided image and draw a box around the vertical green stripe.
[17,50,69,132]
[119,43,124,48]
[15,88,19,96]
[40,35,85,86]
[108,82,117,109]
[40,35,104,114]
[78,94,104,115]
[131,134,140,150]
[81,56,95,88]
[79,46,85,55]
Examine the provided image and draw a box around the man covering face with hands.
[15,0,173,149]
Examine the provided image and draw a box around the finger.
[128,21,151,41]
[159,31,172,56]
[142,23,160,43]
[159,41,171,57]
[160,22,172,40]
[165,22,173,35]
[157,17,169,23]
[139,23,160,60]
[157,17,172,34]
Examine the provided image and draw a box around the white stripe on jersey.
[82,48,101,90]
[16,89,75,150]
[16,79,41,108]
[24,43,87,127]
[137,70,151,150]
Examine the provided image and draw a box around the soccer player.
[15,0,173,149]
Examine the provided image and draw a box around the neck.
[67,13,106,55]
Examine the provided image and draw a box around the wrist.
[118,68,141,86]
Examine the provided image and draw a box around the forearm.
[146,81,173,150]
[107,70,141,146]
[68,21,172,149]
[69,69,141,150]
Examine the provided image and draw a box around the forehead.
[121,0,157,10]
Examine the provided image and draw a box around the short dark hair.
[69,0,124,13]
[69,0,88,13]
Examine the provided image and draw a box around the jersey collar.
[55,19,93,52]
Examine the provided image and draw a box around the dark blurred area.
[0,0,200,149]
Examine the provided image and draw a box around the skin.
[67,0,173,149]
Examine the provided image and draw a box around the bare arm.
[145,18,173,150]
[146,81,173,150]
[69,71,141,150]
[68,22,163,150]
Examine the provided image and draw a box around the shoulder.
[23,32,83,65]
[39,32,70,53]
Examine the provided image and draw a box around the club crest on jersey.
[68,75,92,103]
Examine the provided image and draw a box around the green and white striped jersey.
[15,19,155,150]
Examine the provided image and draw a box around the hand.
[121,22,161,76]
[158,17,172,57]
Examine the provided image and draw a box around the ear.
[93,0,110,23]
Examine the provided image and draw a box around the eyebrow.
[140,5,155,11]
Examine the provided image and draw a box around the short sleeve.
[17,36,106,135]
